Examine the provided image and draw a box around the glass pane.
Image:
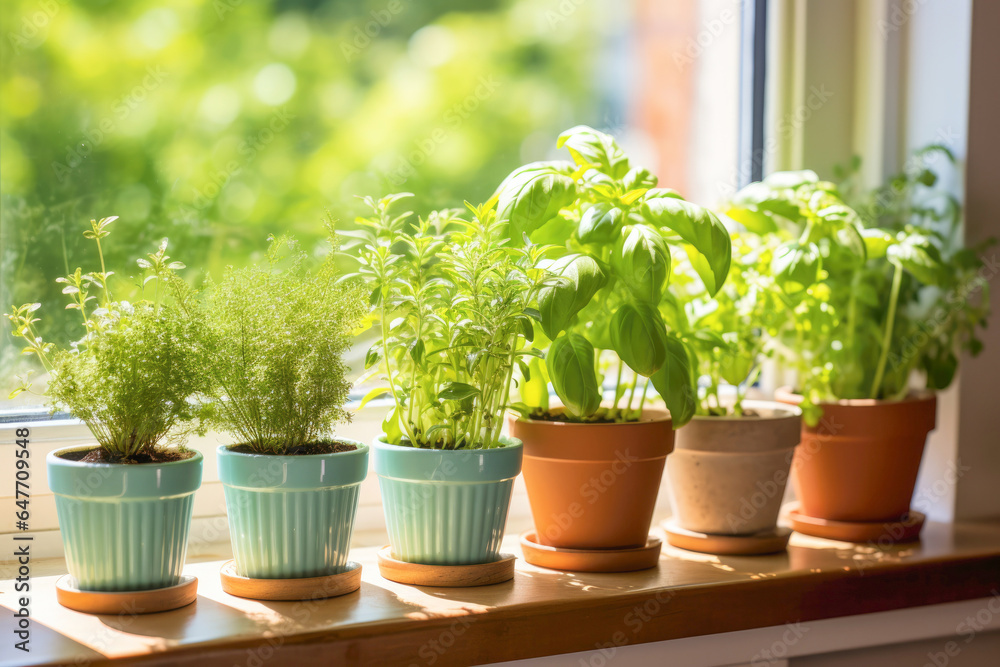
[1,0,743,407]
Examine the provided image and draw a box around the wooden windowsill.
[3,520,1000,666]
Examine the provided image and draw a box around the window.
[1,0,747,555]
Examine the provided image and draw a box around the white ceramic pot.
[667,400,801,535]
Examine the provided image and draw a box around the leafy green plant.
[5,217,209,461]
[198,232,366,455]
[726,147,993,422]
[494,126,733,427]
[346,194,551,449]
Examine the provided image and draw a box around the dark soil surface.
[527,410,624,424]
[229,441,358,456]
[61,448,196,464]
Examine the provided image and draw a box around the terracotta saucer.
[662,521,792,555]
[376,547,516,587]
[55,575,198,614]
[787,506,926,544]
[519,531,662,572]
[220,560,361,600]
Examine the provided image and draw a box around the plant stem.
[870,263,903,399]
[613,363,623,410]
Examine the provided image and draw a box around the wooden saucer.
[662,521,791,555]
[376,547,516,587]
[787,507,926,544]
[55,575,197,614]
[220,560,362,600]
[519,531,662,572]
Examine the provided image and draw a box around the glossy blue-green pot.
[373,435,522,565]
[217,440,368,579]
[47,446,203,592]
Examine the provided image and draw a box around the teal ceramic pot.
[373,435,522,565]
[217,440,368,579]
[47,446,203,592]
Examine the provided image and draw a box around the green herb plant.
[347,194,552,449]
[673,229,791,417]
[494,126,732,427]
[5,217,208,461]
[726,147,993,423]
[199,232,366,455]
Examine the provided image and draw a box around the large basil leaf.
[496,161,578,240]
[547,333,602,418]
[772,241,821,295]
[538,254,607,339]
[640,197,732,296]
[610,302,668,377]
[887,234,951,287]
[649,334,697,428]
[610,225,671,304]
[557,125,630,178]
[577,203,624,244]
[861,228,895,259]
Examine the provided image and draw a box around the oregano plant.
[726,147,993,423]
[495,126,733,427]
[5,217,209,461]
[345,194,552,449]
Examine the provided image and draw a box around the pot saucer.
[55,575,197,614]
[221,560,361,600]
[786,505,925,544]
[519,531,662,572]
[376,547,516,587]
[662,521,791,555]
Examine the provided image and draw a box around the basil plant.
[497,126,732,428]
[345,194,553,449]
[727,146,992,423]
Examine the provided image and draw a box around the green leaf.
[547,333,601,417]
[763,170,819,190]
[610,225,671,304]
[888,235,950,286]
[861,228,895,259]
[538,254,607,339]
[649,334,697,428]
[577,203,624,244]
[772,242,821,295]
[610,302,668,377]
[521,356,549,411]
[359,386,390,410]
[382,407,403,444]
[496,161,578,240]
[438,382,480,401]
[556,125,630,178]
[641,197,732,296]
[622,166,658,191]
[365,346,382,369]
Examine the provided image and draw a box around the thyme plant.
[348,194,551,450]
[199,234,366,454]
[6,217,208,461]
[727,148,992,422]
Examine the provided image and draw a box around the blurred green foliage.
[1,0,616,397]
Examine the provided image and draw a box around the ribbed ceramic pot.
[47,446,203,592]
[373,435,522,565]
[217,440,368,579]
[667,401,802,536]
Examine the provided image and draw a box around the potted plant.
[347,194,548,568]
[728,149,992,535]
[7,217,207,596]
[498,126,733,553]
[663,231,801,548]
[204,232,368,588]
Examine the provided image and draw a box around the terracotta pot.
[507,409,673,550]
[775,387,937,522]
[667,401,801,536]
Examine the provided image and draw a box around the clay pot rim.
[688,399,802,422]
[507,406,672,427]
[774,386,937,408]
